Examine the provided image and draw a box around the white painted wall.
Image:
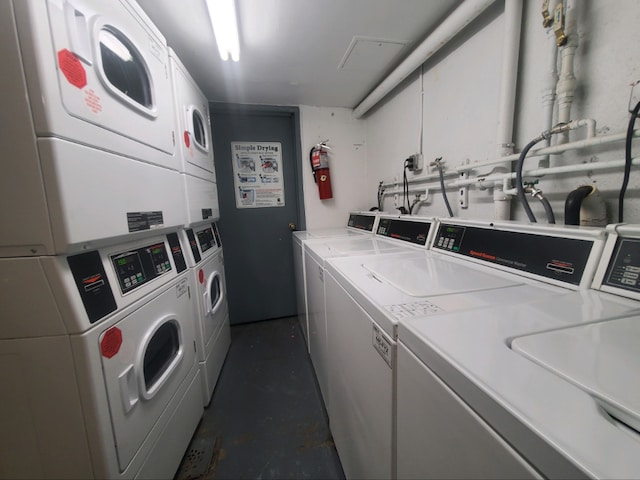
[299,106,369,229]
[364,0,640,225]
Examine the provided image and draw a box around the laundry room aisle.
[175,316,344,480]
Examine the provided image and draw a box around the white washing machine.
[1,0,186,256]
[304,215,436,417]
[0,231,203,479]
[180,222,231,406]
[397,223,640,478]
[169,48,220,226]
[292,211,379,350]
[324,219,607,480]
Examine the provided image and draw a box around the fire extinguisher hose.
[309,147,317,183]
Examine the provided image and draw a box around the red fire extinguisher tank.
[310,143,333,200]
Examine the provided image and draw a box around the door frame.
[209,102,306,231]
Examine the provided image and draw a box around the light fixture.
[206,0,240,62]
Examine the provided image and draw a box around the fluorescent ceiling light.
[206,0,240,62]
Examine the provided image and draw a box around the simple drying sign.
[231,141,285,209]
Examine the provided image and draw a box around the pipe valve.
[553,3,567,46]
[541,0,553,27]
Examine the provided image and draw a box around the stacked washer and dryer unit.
[170,49,230,407]
[0,1,224,478]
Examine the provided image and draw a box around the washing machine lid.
[305,236,408,263]
[397,291,640,479]
[295,228,366,241]
[512,315,640,434]
[362,252,517,297]
[326,250,530,337]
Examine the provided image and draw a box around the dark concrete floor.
[176,316,344,480]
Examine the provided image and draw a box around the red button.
[101,327,123,359]
[57,49,87,89]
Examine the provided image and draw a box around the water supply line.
[524,185,555,223]
[516,122,573,222]
[454,119,607,174]
[352,0,496,118]
[433,157,454,217]
[619,99,640,221]
[457,155,640,189]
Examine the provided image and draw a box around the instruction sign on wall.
[231,141,285,209]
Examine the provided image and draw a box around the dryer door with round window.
[99,277,197,472]
[26,0,176,168]
[203,269,227,345]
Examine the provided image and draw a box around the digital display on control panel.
[604,238,640,293]
[433,223,593,285]
[196,227,216,253]
[434,225,466,251]
[111,242,172,294]
[376,218,431,245]
[347,213,375,232]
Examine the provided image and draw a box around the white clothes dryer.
[7,0,176,166]
[169,48,220,226]
[180,222,231,406]
[397,223,640,479]
[293,211,379,351]
[0,231,203,479]
[324,220,607,480]
[304,215,436,417]
[1,0,186,256]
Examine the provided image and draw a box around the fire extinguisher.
[310,142,333,200]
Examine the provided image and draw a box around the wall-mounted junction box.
[407,153,423,172]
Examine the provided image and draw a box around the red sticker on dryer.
[184,131,191,148]
[101,327,123,359]
[198,268,205,284]
[57,49,87,89]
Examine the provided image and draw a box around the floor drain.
[175,437,216,480]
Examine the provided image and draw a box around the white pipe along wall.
[366,1,640,224]
[492,0,523,220]
[352,0,497,119]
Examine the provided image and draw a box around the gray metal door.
[210,105,304,325]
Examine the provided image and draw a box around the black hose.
[537,194,556,224]
[564,185,593,225]
[515,138,543,223]
[619,101,640,222]
[435,159,454,217]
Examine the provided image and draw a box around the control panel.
[196,226,216,253]
[376,218,431,246]
[348,213,376,232]
[603,237,640,293]
[433,223,594,286]
[111,242,172,294]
